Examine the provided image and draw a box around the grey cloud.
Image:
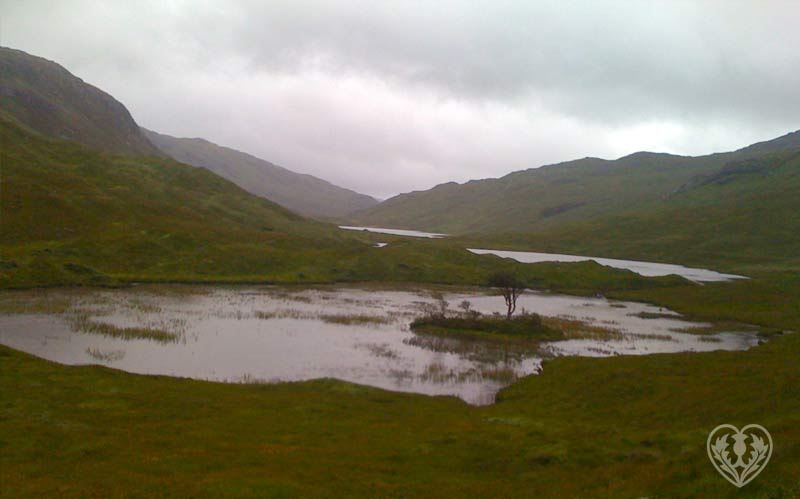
[2,0,798,198]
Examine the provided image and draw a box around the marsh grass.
[478,365,519,383]
[628,311,682,320]
[419,361,452,383]
[411,312,564,342]
[215,309,252,320]
[624,302,768,337]
[0,291,75,315]
[253,308,396,327]
[263,291,314,303]
[404,334,538,364]
[254,309,311,320]
[627,332,678,342]
[408,309,578,362]
[126,299,163,314]
[670,320,760,335]
[85,347,126,362]
[585,346,615,355]
[319,314,391,326]
[235,373,274,384]
[69,314,180,343]
[417,362,522,384]
[253,310,274,320]
[539,316,624,341]
[358,343,399,359]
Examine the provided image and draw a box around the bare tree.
[487,271,526,319]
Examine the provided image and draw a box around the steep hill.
[143,129,377,219]
[351,131,800,236]
[0,116,359,286]
[0,47,160,156]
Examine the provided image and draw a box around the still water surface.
[336,225,745,282]
[0,285,757,405]
[468,248,745,283]
[339,225,447,238]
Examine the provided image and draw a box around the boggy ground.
[1,308,798,498]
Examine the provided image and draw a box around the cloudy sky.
[3,0,799,198]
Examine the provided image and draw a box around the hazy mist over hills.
[5,1,799,198]
[0,46,377,219]
[143,129,377,219]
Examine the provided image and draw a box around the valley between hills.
[1,46,798,498]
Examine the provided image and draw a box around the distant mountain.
[0,47,160,156]
[350,131,800,236]
[734,130,800,155]
[479,146,800,272]
[143,129,378,219]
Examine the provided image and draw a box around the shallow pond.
[0,285,758,405]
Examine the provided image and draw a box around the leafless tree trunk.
[501,287,522,319]
[487,271,525,319]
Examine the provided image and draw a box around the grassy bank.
[612,271,800,333]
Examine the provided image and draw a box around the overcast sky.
[2,0,799,198]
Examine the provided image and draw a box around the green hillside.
[351,132,800,241]
[0,116,350,286]
[351,131,800,273]
[0,47,160,156]
[464,148,800,274]
[143,129,377,219]
[2,117,691,293]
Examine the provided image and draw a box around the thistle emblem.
[707,424,772,487]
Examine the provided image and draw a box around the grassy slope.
[1,117,694,297]
[0,47,160,157]
[1,324,798,498]
[351,152,711,233]
[350,153,720,233]
[460,148,800,275]
[0,116,352,286]
[143,128,378,219]
[350,133,800,270]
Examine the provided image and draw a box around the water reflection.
[0,285,758,405]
